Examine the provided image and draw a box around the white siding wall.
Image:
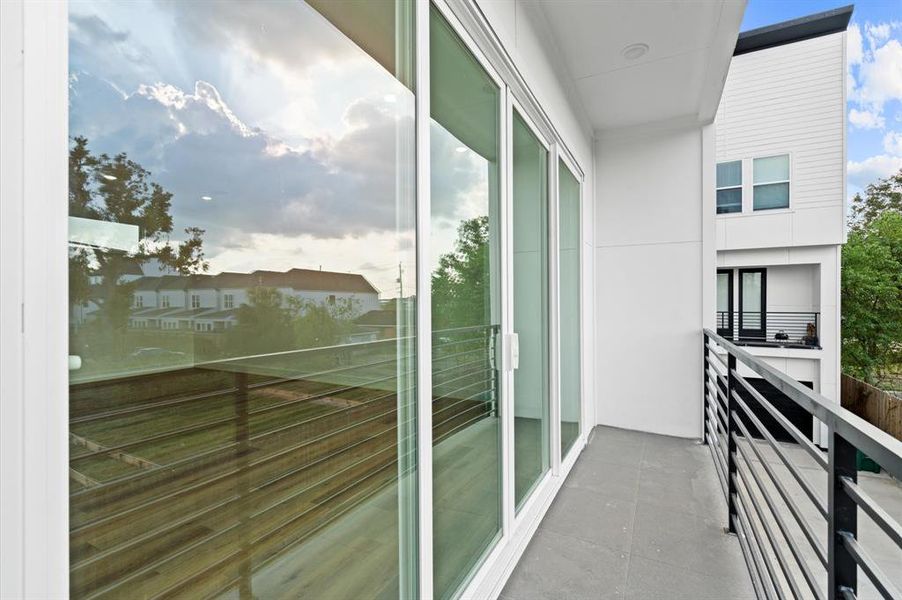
[715,31,846,250]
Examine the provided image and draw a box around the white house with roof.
[714,6,850,445]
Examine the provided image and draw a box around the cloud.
[884,131,902,155]
[866,22,893,48]
[848,154,902,189]
[847,24,863,66]
[849,108,886,130]
[857,39,902,110]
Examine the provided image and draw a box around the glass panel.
[753,182,790,210]
[558,160,581,458]
[716,188,742,214]
[716,160,741,188]
[67,2,417,598]
[742,272,763,330]
[753,155,789,184]
[430,7,502,599]
[717,273,730,313]
[512,110,549,510]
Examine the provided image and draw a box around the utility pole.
[397,262,403,300]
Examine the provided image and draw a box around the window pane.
[716,160,741,188]
[742,272,763,330]
[512,110,550,510]
[559,160,581,459]
[717,188,742,214]
[717,273,730,313]
[753,182,790,210]
[430,7,502,599]
[67,2,417,598]
[753,155,789,184]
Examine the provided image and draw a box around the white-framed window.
[716,160,742,214]
[753,154,790,211]
[191,294,201,309]
[161,295,170,308]
[133,294,143,308]
[224,294,234,309]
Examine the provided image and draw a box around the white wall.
[595,124,713,438]
[715,31,846,250]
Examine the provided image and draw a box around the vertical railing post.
[702,333,709,445]
[235,371,253,600]
[726,351,738,533]
[828,430,857,599]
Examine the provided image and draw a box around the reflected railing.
[69,325,499,598]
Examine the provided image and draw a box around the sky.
[68,1,488,299]
[742,0,902,201]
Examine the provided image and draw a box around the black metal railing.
[703,329,902,600]
[716,311,821,348]
[68,325,499,599]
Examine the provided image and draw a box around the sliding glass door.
[430,6,503,598]
[512,109,550,510]
[558,160,582,458]
[67,2,417,597]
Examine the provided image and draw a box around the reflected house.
[123,268,380,331]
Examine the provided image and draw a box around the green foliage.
[224,288,359,357]
[68,136,208,329]
[431,216,490,329]
[842,205,902,383]
[849,169,902,231]
[225,288,297,356]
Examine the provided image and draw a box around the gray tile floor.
[502,426,755,600]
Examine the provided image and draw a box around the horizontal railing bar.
[706,428,728,498]
[707,378,728,413]
[706,417,728,474]
[838,531,902,600]
[733,472,790,600]
[730,424,827,568]
[732,371,828,471]
[706,403,728,442]
[731,387,828,519]
[735,463,813,600]
[734,491,779,600]
[734,436,825,599]
[705,328,902,479]
[707,438,728,499]
[839,476,902,549]
[734,511,767,600]
[706,348,728,369]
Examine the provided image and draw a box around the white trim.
[415,1,433,597]
[0,1,26,596]
[500,81,514,555]
[548,145,562,477]
[19,0,69,596]
[751,152,792,212]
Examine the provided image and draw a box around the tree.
[225,287,297,356]
[842,210,902,382]
[849,168,902,231]
[68,136,207,330]
[431,216,491,330]
[291,297,358,349]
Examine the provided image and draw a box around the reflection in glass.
[67,1,417,598]
[512,111,550,510]
[430,7,502,599]
[559,160,581,458]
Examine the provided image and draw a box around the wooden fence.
[841,373,902,441]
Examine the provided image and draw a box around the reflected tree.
[68,136,207,332]
[431,216,490,329]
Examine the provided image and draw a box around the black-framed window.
[716,160,742,214]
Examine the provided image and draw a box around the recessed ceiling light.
[455,146,467,153]
[621,43,649,61]
[201,195,213,201]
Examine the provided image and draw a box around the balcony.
[717,312,821,349]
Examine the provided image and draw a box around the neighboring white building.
[714,7,851,444]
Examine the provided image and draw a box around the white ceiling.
[537,0,746,133]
